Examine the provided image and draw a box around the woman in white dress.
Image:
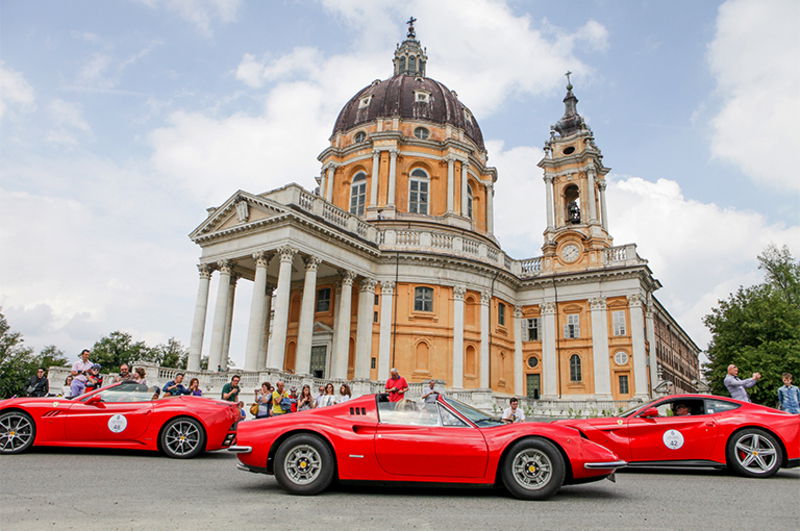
[317,383,337,407]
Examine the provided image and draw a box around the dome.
[333,74,486,151]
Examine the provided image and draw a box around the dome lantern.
[393,16,427,77]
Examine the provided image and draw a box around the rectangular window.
[371,357,376,369]
[374,294,379,305]
[315,288,331,312]
[497,303,506,326]
[414,286,433,312]
[409,179,429,215]
[613,310,626,336]
[619,374,629,395]
[564,314,580,338]
[373,311,379,323]
[526,318,540,341]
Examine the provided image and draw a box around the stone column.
[513,306,524,395]
[221,273,237,370]
[541,301,558,399]
[451,286,466,388]
[325,164,336,202]
[370,150,381,207]
[387,149,398,207]
[629,294,649,399]
[486,182,494,234]
[188,263,212,371]
[544,174,555,229]
[332,271,356,379]
[378,281,395,381]
[590,297,612,399]
[446,155,455,213]
[295,255,322,375]
[355,278,377,379]
[586,168,598,222]
[244,252,269,370]
[207,260,232,373]
[257,284,273,370]
[266,246,296,370]
[479,291,490,388]
[460,160,469,217]
[646,305,658,397]
[598,180,608,231]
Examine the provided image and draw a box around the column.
[207,260,232,373]
[257,284,273,370]
[628,294,649,399]
[355,278,376,379]
[244,252,269,371]
[513,306,524,396]
[460,160,469,217]
[325,164,335,202]
[319,168,326,198]
[295,255,322,375]
[586,168,598,222]
[646,305,658,396]
[544,174,555,229]
[451,286,465,388]
[446,155,455,213]
[598,180,608,231]
[188,263,212,371]
[266,246,296,370]
[221,273,237,370]
[387,149,398,206]
[541,302,558,399]
[486,182,494,234]
[479,291,490,388]
[332,271,356,379]
[378,281,395,380]
[590,297,612,399]
[370,150,380,206]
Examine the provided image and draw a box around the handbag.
[249,403,259,416]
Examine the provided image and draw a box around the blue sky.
[1,0,798,368]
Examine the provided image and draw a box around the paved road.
[2,448,797,530]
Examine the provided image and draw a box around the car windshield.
[443,397,503,427]
[619,399,658,418]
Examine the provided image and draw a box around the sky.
[1,0,798,369]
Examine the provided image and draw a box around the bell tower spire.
[393,17,427,77]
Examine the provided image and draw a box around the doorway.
[310,345,328,378]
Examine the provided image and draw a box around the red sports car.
[0,380,240,458]
[230,394,626,500]
[555,394,800,478]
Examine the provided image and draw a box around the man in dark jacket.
[27,368,49,397]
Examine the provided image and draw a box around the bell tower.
[538,73,612,270]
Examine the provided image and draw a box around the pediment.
[189,190,289,240]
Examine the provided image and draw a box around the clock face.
[561,243,581,263]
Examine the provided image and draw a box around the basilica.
[185,23,700,401]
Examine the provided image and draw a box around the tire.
[160,417,205,459]
[0,411,36,455]
[726,428,783,478]
[501,438,565,500]
[274,433,335,495]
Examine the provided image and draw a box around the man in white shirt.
[502,397,526,424]
[70,349,93,398]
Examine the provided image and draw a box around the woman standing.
[336,383,352,404]
[298,384,315,411]
[187,378,203,396]
[255,382,273,418]
[317,383,337,407]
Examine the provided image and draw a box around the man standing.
[70,349,93,398]
[724,364,761,402]
[221,375,241,402]
[421,379,441,404]
[26,368,49,397]
[271,381,290,416]
[162,373,189,396]
[502,397,526,423]
[385,368,408,403]
[113,364,133,383]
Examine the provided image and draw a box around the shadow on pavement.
[25,446,236,459]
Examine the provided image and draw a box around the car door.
[65,384,154,444]
[374,402,488,478]
[625,399,720,462]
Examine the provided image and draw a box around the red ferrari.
[230,394,626,500]
[555,394,800,478]
[0,380,240,458]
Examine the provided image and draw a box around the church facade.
[186,25,700,401]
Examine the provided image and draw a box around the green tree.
[152,337,188,369]
[703,246,800,406]
[90,331,157,370]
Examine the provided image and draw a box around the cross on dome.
[406,16,417,39]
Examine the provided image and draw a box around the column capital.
[388,148,399,156]
[646,308,655,320]
[277,246,297,263]
[197,263,213,279]
[359,278,377,293]
[513,305,523,318]
[598,179,607,191]
[627,293,644,308]
[340,270,357,286]
[216,259,232,274]
[480,290,491,306]
[589,296,607,310]
[453,285,466,301]
[543,173,555,184]
[372,148,382,157]
[252,251,270,267]
[445,154,457,164]
[303,255,322,271]
[380,280,395,294]
[541,301,557,315]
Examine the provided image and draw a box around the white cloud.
[708,0,800,191]
[0,62,34,119]
[138,0,241,35]
[45,99,91,146]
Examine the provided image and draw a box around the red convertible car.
[230,394,626,500]
[0,380,240,458]
[555,394,800,478]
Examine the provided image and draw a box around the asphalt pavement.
[1,448,797,530]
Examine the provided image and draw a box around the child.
[238,401,247,420]
[777,373,800,414]
[83,364,104,393]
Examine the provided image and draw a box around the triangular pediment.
[189,190,290,240]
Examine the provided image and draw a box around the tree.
[90,331,157,370]
[152,337,189,369]
[703,246,800,406]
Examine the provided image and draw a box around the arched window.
[564,184,580,224]
[350,172,367,216]
[569,354,582,382]
[467,184,473,218]
[415,342,430,371]
[354,131,366,143]
[409,168,429,214]
[465,345,477,376]
[399,56,406,72]
[413,127,430,140]
[409,56,417,71]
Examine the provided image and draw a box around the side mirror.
[86,394,103,405]
[640,407,659,418]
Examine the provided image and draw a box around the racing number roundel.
[662,429,684,450]
[108,414,128,433]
